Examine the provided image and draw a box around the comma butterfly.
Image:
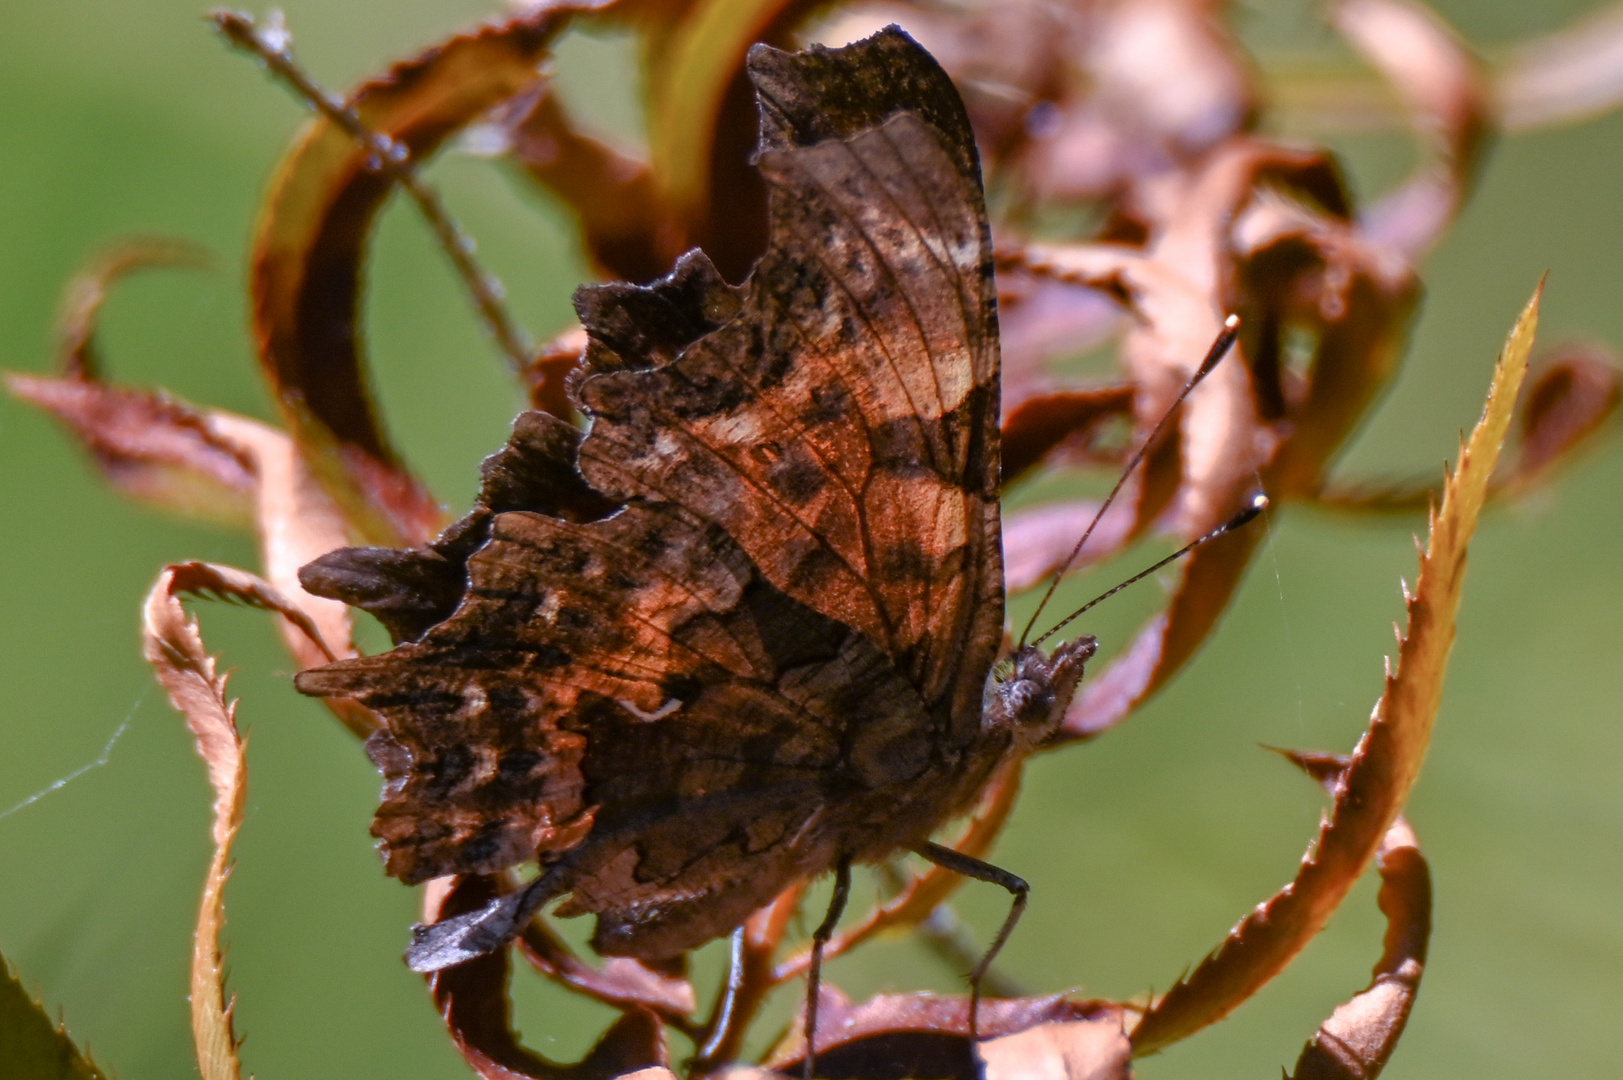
[298,26,1104,996]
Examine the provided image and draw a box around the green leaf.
[0,952,110,1080]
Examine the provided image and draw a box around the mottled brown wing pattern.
[299,410,616,646]
[575,30,1003,740]
[300,468,937,889]
[295,28,1012,958]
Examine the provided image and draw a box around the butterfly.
[294,26,1097,983]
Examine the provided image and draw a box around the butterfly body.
[294,27,1096,968]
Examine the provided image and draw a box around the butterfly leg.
[912,840,1029,1044]
[803,856,852,1080]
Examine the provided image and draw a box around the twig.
[212,9,534,375]
[693,883,803,1074]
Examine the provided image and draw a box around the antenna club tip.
[1223,491,1268,532]
[1197,318,1242,377]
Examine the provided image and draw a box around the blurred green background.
[0,1,1618,1077]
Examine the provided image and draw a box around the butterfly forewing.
[578,32,1003,738]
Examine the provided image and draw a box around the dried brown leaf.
[1496,2,1623,131]
[995,277,1125,392]
[426,875,669,1080]
[5,242,258,527]
[1000,383,1135,484]
[51,237,213,381]
[991,0,1255,203]
[1035,138,1421,739]
[1289,815,1430,1080]
[248,7,585,546]
[203,414,358,679]
[6,244,368,725]
[6,373,258,529]
[1062,525,1260,742]
[643,0,817,242]
[0,951,110,1080]
[141,561,337,1080]
[23,382,372,735]
[1003,497,1138,595]
[518,914,696,1025]
[1333,0,1491,257]
[504,88,683,283]
[523,325,589,419]
[766,988,1126,1080]
[1512,342,1622,480]
[1315,341,1621,512]
[979,1018,1132,1080]
[1129,283,1541,1055]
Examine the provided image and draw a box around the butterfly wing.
[297,28,1006,958]
[576,28,1004,744]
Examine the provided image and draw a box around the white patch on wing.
[617,696,683,722]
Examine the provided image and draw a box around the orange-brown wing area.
[574,29,1003,742]
[296,416,937,895]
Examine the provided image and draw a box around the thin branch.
[212,9,534,375]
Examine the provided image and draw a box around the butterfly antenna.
[1017,314,1241,649]
[1030,492,1268,649]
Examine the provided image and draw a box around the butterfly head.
[985,635,1098,750]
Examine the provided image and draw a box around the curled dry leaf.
[766,987,1128,1080]
[0,951,109,1080]
[51,237,214,381]
[6,372,258,531]
[978,1018,1133,1080]
[1290,813,1431,1080]
[1269,750,1430,1080]
[1496,2,1623,131]
[1333,0,1491,257]
[642,0,826,277]
[426,874,670,1080]
[5,241,256,529]
[503,87,681,284]
[523,325,590,420]
[141,561,346,1080]
[1009,135,1426,741]
[8,243,373,731]
[1002,496,1137,596]
[1511,342,1623,481]
[247,5,592,547]
[1129,284,1541,1056]
[1316,341,1622,512]
[515,889,697,1026]
[1000,383,1135,484]
[1024,0,1254,203]
[845,0,1255,203]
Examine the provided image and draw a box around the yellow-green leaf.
[1130,282,1541,1055]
